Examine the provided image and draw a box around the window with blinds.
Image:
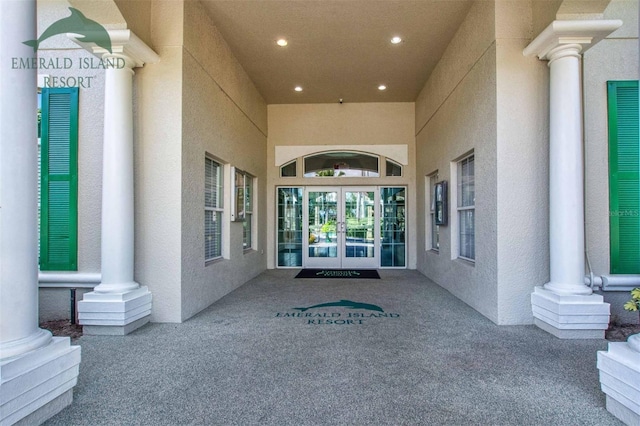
[457,154,475,261]
[608,80,640,274]
[205,157,223,261]
[39,87,78,271]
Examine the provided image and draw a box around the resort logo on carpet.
[275,299,400,325]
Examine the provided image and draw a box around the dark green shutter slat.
[608,81,640,274]
[40,87,78,271]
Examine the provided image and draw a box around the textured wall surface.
[266,102,416,269]
[495,0,549,325]
[180,0,268,322]
[415,0,500,324]
[134,0,185,322]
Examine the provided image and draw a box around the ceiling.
[200,1,474,105]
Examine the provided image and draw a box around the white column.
[0,0,50,360]
[546,43,591,296]
[0,2,80,424]
[98,53,138,293]
[523,20,621,339]
[76,30,158,335]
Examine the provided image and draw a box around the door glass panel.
[344,191,375,258]
[381,187,406,267]
[277,188,303,267]
[308,191,338,258]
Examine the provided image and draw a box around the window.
[381,187,406,267]
[303,151,379,177]
[429,173,440,251]
[277,187,303,267]
[234,169,254,250]
[386,159,403,176]
[457,154,475,261]
[39,87,79,271]
[280,160,297,177]
[205,157,223,261]
[608,81,639,274]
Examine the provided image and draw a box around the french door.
[304,187,379,269]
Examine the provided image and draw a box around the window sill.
[456,257,475,267]
[428,248,440,254]
[243,248,256,255]
[205,256,225,267]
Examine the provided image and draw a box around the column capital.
[70,29,159,68]
[523,19,622,60]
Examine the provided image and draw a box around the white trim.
[275,144,409,167]
[38,272,101,287]
[523,20,622,60]
[69,29,160,68]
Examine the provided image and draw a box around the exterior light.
[390,36,402,44]
[378,85,387,91]
[294,86,303,92]
[276,39,288,47]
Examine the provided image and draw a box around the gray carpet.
[45,270,622,425]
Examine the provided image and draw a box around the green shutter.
[608,81,640,274]
[40,87,78,271]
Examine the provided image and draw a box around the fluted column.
[0,2,80,424]
[524,20,621,339]
[75,30,158,335]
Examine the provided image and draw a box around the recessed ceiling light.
[378,85,387,91]
[390,36,402,44]
[294,86,303,92]
[276,38,288,47]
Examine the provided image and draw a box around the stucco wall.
[179,0,268,321]
[583,0,639,323]
[267,102,416,269]
[495,1,549,324]
[134,0,184,322]
[415,0,500,323]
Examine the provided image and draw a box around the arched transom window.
[302,151,380,177]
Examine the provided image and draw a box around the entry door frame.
[303,186,380,269]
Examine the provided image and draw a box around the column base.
[598,341,640,425]
[78,286,152,335]
[0,337,81,425]
[531,286,610,339]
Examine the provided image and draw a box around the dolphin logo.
[23,7,112,53]
[293,300,384,313]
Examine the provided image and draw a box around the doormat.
[295,269,380,279]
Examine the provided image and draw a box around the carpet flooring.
[44,270,621,425]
